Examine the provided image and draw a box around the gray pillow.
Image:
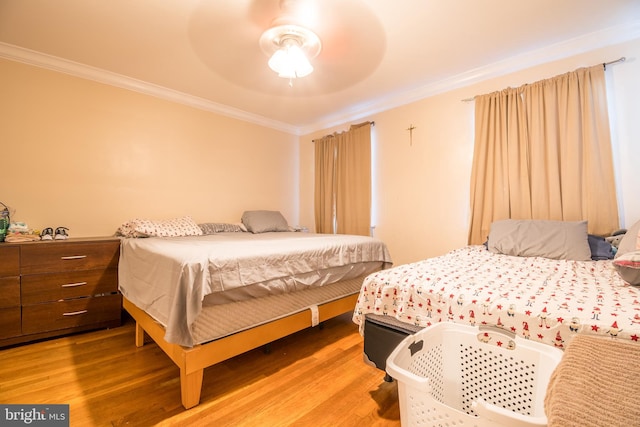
[615,219,640,258]
[198,223,246,234]
[241,210,289,233]
[487,219,591,261]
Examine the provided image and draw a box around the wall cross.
[406,124,416,146]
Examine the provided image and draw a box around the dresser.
[0,237,121,347]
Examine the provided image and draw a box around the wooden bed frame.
[123,293,359,409]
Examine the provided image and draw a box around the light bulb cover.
[268,41,313,78]
[260,23,321,80]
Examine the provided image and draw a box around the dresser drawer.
[22,294,122,334]
[20,240,120,275]
[0,307,21,339]
[21,269,118,305]
[0,276,20,308]
[0,245,20,276]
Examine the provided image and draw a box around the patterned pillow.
[613,250,640,285]
[117,216,202,238]
[198,222,246,234]
[116,221,144,238]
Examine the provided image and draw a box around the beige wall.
[0,59,300,237]
[300,38,640,265]
[2,39,638,266]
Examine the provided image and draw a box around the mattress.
[119,232,392,346]
[353,245,640,347]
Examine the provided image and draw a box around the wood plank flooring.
[0,312,401,426]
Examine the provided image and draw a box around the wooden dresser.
[0,237,121,347]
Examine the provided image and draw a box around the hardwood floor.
[0,312,401,426]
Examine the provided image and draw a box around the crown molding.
[300,20,640,135]
[2,19,639,137]
[0,42,300,135]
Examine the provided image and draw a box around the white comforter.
[119,232,392,346]
[354,245,640,348]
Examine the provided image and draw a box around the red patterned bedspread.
[353,246,640,348]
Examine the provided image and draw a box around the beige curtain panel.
[314,135,337,234]
[335,122,372,236]
[468,65,619,245]
[314,122,372,236]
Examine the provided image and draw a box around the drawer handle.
[61,255,87,260]
[61,282,88,288]
[63,310,88,316]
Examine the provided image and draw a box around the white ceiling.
[1,0,639,134]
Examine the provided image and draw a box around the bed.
[353,219,640,376]
[117,212,392,409]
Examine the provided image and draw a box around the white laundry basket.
[386,322,563,427]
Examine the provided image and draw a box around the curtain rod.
[312,121,375,142]
[461,56,627,102]
[604,56,626,69]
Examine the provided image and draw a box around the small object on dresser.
[8,222,29,233]
[0,201,9,242]
[54,227,69,240]
[5,222,41,242]
[40,227,54,240]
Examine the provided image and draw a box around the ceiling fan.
[259,0,323,84]
[188,0,385,95]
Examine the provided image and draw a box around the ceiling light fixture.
[259,23,322,86]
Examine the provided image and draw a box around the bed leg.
[134,322,145,347]
[180,368,204,409]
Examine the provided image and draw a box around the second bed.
[118,230,392,408]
